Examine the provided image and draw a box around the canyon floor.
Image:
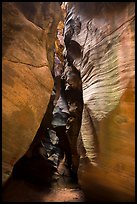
[2,159,85,202]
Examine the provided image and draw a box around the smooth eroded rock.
[2,2,62,185]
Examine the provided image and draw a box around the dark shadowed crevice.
[8,9,84,191]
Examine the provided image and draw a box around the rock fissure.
[7,59,48,68]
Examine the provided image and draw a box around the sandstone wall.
[64,2,135,201]
[2,2,62,185]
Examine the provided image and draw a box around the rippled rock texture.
[64,2,135,202]
[2,2,62,185]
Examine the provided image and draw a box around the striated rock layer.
[64,2,135,201]
[2,2,62,185]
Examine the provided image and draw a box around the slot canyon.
[2,2,135,202]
